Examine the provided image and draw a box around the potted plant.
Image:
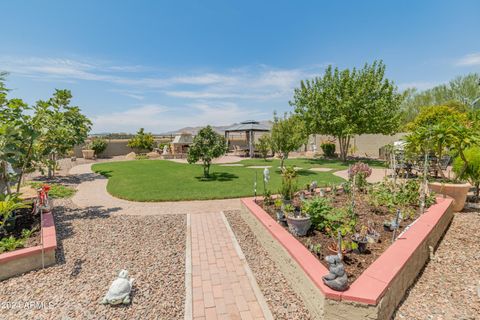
[89,138,108,158]
[351,225,369,253]
[453,147,480,209]
[285,204,311,236]
[82,141,95,160]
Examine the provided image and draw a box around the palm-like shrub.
[453,147,480,199]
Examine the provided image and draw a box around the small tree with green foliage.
[127,128,155,152]
[89,138,108,156]
[34,89,92,177]
[270,113,307,168]
[255,134,271,160]
[187,126,227,177]
[291,61,403,161]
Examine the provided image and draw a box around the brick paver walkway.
[189,212,272,320]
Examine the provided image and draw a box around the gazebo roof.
[224,120,270,132]
[172,132,193,144]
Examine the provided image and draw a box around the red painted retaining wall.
[241,196,453,317]
[0,212,57,280]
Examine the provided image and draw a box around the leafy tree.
[255,134,271,160]
[270,113,307,168]
[187,126,227,177]
[127,128,155,151]
[401,73,480,123]
[405,105,480,180]
[291,61,403,161]
[34,89,92,177]
[1,74,91,188]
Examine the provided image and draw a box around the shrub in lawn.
[187,126,227,178]
[321,142,336,157]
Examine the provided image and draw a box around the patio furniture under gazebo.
[224,120,270,158]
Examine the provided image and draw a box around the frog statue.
[322,255,348,291]
[101,270,134,305]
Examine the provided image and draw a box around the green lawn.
[238,157,386,170]
[92,158,350,201]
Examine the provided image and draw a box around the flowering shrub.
[348,162,372,190]
[348,162,372,179]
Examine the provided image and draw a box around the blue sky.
[1,0,479,133]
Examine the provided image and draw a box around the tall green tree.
[291,61,403,161]
[270,113,307,168]
[401,73,480,123]
[187,126,227,177]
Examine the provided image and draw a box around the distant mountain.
[160,120,273,136]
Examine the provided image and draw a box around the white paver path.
[67,161,272,319]
[70,163,240,215]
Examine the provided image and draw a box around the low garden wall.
[240,196,453,319]
[0,212,57,281]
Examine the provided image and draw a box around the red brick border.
[241,196,453,305]
[0,212,57,264]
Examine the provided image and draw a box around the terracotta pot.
[82,149,95,159]
[428,182,471,212]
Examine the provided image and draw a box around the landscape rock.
[125,152,136,160]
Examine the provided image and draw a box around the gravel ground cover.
[0,198,186,320]
[225,210,312,320]
[394,211,480,320]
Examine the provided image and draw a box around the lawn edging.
[0,211,57,281]
[240,196,453,319]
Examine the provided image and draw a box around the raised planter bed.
[240,196,453,319]
[0,211,57,281]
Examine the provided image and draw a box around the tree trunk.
[16,138,34,193]
[338,136,351,162]
[2,161,12,195]
[280,153,288,169]
[475,182,479,201]
[203,162,211,177]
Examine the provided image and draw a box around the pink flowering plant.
[348,162,372,191]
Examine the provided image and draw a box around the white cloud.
[91,102,268,133]
[456,53,480,66]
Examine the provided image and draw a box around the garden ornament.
[263,168,270,184]
[162,145,170,155]
[322,255,348,291]
[101,270,134,305]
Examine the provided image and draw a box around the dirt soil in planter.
[0,206,41,251]
[260,191,424,283]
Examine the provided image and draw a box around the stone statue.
[322,255,348,291]
[101,270,134,305]
[162,145,170,155]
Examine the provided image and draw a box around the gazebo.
[224,120,270,157]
